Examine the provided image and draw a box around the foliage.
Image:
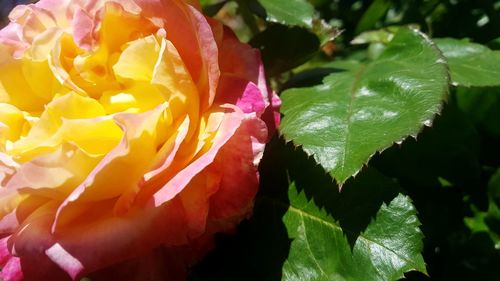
[280,28,448,184]
[191,0,500,280]
[3,0,500,280]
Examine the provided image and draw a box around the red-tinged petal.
[0,236,12,266]
[0,189,24,231]
[52,104,169,231]
[218,27,261,84]
[0,24,27,57]
[137,0,220,110]
[0,240,23,281]
[6,144,100,199]
[216,26,273,108]
[215,26,279,132]
[9,197,194,279]
[187,5,220,109]
[71,8,93,50]
[261,91,281,138]
[6,203,84,281]
[215,75,266,116]
[208,114,268,223]
[1,258,23,281]
[0,195,52,237]
[178,169,221,239]
[149,105,244,207]
[0,212,19,235]
[114,116,190,215]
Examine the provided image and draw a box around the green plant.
[191,0,500,280]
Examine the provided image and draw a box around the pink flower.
[0,0,280,280]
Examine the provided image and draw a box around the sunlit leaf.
[189,139,426,281]
[435,38,500,87]
[280,28,448,184]
[257,0,315,28]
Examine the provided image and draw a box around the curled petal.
[208,114,268,223]
[53,103,170,231]
[0,237,23,281]
[0,0,281,279]
[147,105,244,207]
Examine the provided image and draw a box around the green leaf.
[189,138,426,281]
[456,86,500,138]
[256,0,315,28]
[372,103,481,187]
[280,28,448,184]
[489,169,500,211]
[312,19,341,46]
[199,0,223,6]
[464,169,500,250]
[435,38,500,87]
[277,142,426,281]
[282,193,426,281]
[351,28,395,45]
[354,0,392,34]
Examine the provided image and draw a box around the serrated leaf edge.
[278,28,451,188]
[260,193,427,280]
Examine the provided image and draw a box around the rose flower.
[0,0,279,280]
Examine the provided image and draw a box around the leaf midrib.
[260,196,417,267]
[338,64,368,182]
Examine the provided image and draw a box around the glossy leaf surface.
[257,0,315,28]
[282,187,426,281]
[280,28,448,184]
[189,139,426,281]
[435,38,500,87]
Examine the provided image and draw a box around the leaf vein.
[284,203,417,266]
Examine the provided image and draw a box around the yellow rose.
[0,0,280,280]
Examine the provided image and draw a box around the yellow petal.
[0,54,50,113]
[98,2,158,53]
[0,103,26,142]
[113,35,160,82]
[7,143,101,199]
[59,118,123,156]
[9,93,118,161]
[152,38,199,141]
[100,82,166,114]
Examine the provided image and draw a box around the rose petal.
[114,116,190,215]
[6,143,101,200]
[137,0,220,110]
[147,105,244,207]
[178,169,221,238]
[0,55,51,112]
[10,196,192,278]
[71,7,93,50]
[0,237,23,281]
[52,103,171,231]
[215,75,266,115]
[0,1,280,280]
[208,114,268,223]
[113,35,160,82]
[152,37,200,140]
